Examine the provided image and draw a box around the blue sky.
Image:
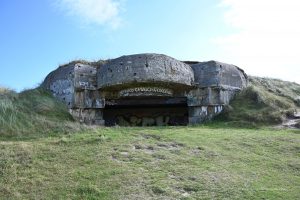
[1,0,299,91]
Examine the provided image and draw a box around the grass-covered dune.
[0,87,83,137]
[217,76,300,126]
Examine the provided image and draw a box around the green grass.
[0,87,84,137]
[1,78,300,199]
[0,126,299,199]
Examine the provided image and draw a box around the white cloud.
[57,0,123,29]
[214,0,300,83]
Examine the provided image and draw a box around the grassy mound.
[1,127,299,199]
[0,87,83,137]
[217,76,300,126]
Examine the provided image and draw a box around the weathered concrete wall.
[97,54,194,90]
[191,61,247,89]
[185,60,247,123]
[74,64,97,90]
[188,105,224,124]
[187,87,239,106]
[42,63,105,123]
[42,64,75,108]
[73,63,105,109]
[70,108,104,125]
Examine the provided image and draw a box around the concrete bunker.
[41,53,248,126]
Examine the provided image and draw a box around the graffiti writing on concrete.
[79,81,89,87]
[119,87,173,97]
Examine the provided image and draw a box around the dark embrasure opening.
[103,97,188,126]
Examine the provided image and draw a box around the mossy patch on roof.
[58,59,108,68]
